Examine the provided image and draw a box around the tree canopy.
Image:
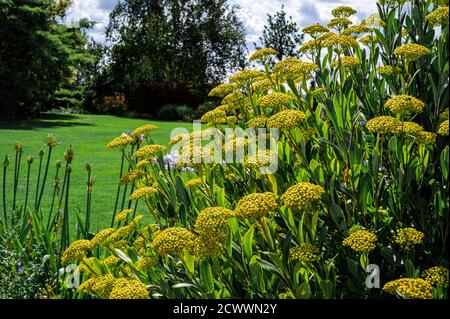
[0,0,94,119]
[256,6,304,61]
[102,0,248,113]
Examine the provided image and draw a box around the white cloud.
[68,0,378,46]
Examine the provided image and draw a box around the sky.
[66,0,378,49]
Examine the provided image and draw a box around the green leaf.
[295,282,311,299]
[172,283,197,289]
[380,247,403,266]
[183,249,195,274]
[199,260,214,292]
[115,249,132,264]
[330,203,347,231]
[243,225,255,259]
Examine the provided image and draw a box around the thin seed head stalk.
[36,139,56,211]
[35,148,44,208]
[59,145,74,204]
[2,155,9,224]
[12,142,22,213]
[85,162,94,236]
[59,163,72,262]
[119,145,135,213]
[111,150,126,227]
[23,155,33,212]
[46,160,61,230]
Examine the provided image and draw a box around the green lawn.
[0,113,193,232]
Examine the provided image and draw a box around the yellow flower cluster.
[229,70,264,86]
[224,137,248,155]
[135,257,158,272]
[433,0,449,6]
[422,266,449,287]
[438,120,449,136]
[257,93,293,109]
[394,44,431,61]
[109,278,149,299]
[108,225,135,242]
[78,274,116,297]
[361,13,386,27]
[185,178,202,188]
[114,209,133,223]
[330,56,359,68]
[119,169,145,186]
[415,131,437,145]
[107,135,133,150]
[194,207,235,237]
[342,230,377,252]
[289,243,320,263]
[302,24,329,38]
[383,278,432,299]
[133,144,167,159]
[91,228,115,248]
[253,79,273,92]
[246,116,268,129]
[235,192,278,219]
[342,24,370,36]
[396,121,424,135]
[322,34,359,50]
[223,91,245,109]
[366,116,401,134]
[190,235,223,258]
[395,227,425,247]
[201,109,227,126]
[331,6,357,18]
[150,227,196,256]
[328,18,353,30]
[136,159,150,168]
[384,95,425,114]
[426,7,449,26]
[281,182,324,209]
[129,186,157,201]
[359,34,379,45]
[299,39,321,54]
[62,240,92,265]
[376,65,401,76]
[267,110,307,131]
[249,48,277,62]
[131,124,157,138]
[208,83,238,97]
[103,255,121,269]
[440,108,449,120]
[245,150,278,169]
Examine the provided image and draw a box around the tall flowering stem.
[12,143,22,212]
[36,146,53,211]
[34,148,44,208]
[111,150,125,227]
[46,161,61,230]
[2,155,8,224]
[23,156,33,212]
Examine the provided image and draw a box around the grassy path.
[0,113,192,232]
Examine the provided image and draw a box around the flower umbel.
[383,278,432,299]
[342,230,377,252]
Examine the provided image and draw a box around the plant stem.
[36,147,52,211]
[24,162,31,212]
[2,161,7,224]
[111,151,125,227]
[35,153,43,208]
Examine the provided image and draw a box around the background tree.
[0,0,94,119]
[255,5,304,61]
[101,0,247,115]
